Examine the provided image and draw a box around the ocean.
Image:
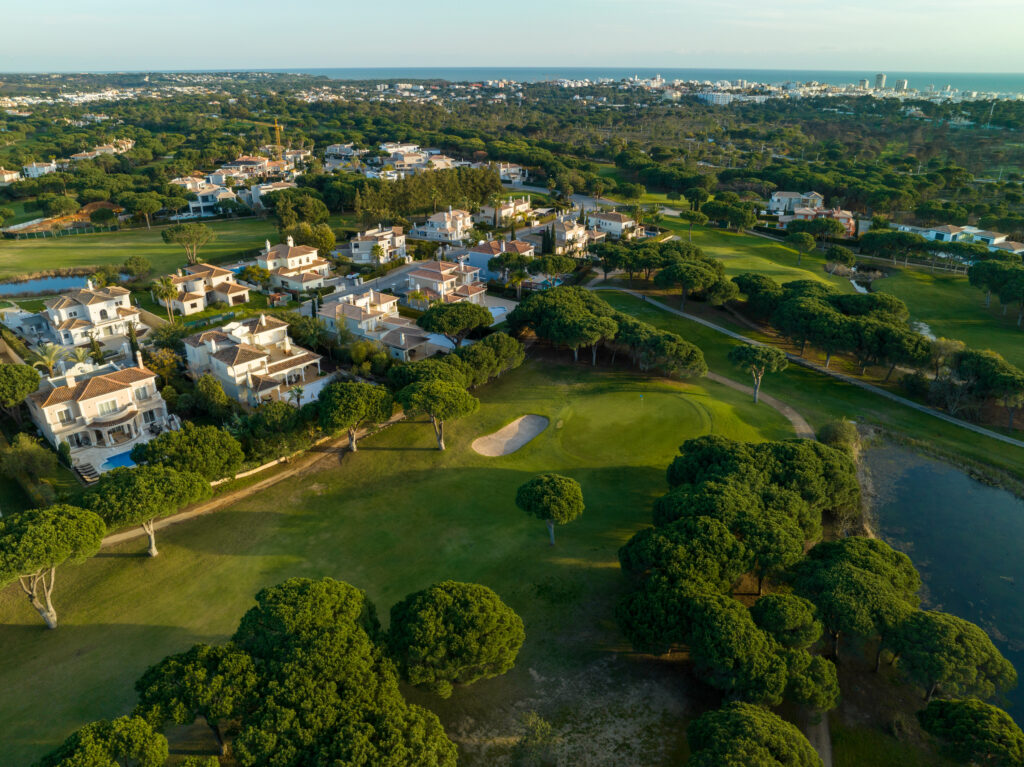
[283,67,1024,95]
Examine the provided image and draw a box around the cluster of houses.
[323,141,529,186]
[13,138,136,181]
[767,190,860,237]
[169,150,309,219]
[894,223,1024,256]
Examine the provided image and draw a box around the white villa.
[26,356,174,477]
[157,263,250,317]
[465,239,536,279]
[22,161,57,178]
[347,226,409,265]
[318,290,431,361]
[184,315,324,406]
[768,191,825,215]
[237,180,297,210]
[409,208,474,243]
[894,223,1024,255]
[42,283,142,348]
[257,237,332,292]
[187,183,238,217]
[405,259,485,308]
[474,196,532,226]
[588,211,639,240]
[552,219,590,255]
[0,167,22,184]
[169,176,206,193]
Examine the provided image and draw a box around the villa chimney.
[283,335,292,353]
[264,238,271,252]
[501,239,506,253]
[85,278,94,291]
[210,338,217,353]
[399,332,406,345]
[65,372,76,387]
[286,235,294,247]
[135,350,144,369]
[260,313,267,327]
[448,205,452,215]
[246,369,253,389]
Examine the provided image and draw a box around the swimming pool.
[99,450,136,472]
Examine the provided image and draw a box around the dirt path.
[705,371,814,439]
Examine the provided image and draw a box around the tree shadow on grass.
[0,621,226,767]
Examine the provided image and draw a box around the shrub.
[817,419,859,452]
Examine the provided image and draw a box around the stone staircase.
[75,463,100,483]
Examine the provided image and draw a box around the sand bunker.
[472,414,549,457]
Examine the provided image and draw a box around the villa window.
[97,399,118,416]
[57,409,73,425]
[135,386,150,401]
[99,309,108,320]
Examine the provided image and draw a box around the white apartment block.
[768,191,825,215]
[318,290,430,362]
[404,259,485,308]
[474,196,532,226]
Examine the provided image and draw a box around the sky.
[2,0,1023,73]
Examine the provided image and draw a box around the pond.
[865,445,1024,717]
[0,274,130,297]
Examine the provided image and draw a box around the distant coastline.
[279,67,1024,94]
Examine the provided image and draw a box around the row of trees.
[508,285,708,376]
[736,272,1024,426]
[36,576,525,765]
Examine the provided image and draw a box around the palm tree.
[68,347,92,366]
[287,385,304,408]
[509,269,528,300]
[32,344,68,377]
[152,276,178,323]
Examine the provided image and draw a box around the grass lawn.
[2,199,43,227]
[873,266,1024,369]
[0,218,278,280]
[601,291,1024,478]
[0,361,792,766]
[832,721,954,767]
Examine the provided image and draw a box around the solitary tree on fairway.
[417,302,494,348]
[787,232,816,265]
[728,344,789,404]
[161,222,216,265]
[919,698,1024,767]
[388,580,525,698]
[0,504,105,628]
[84,466,210,557]
[686,701,822,767]
[35,715,168,767]
[135,643,258,756]
[318,381,393,451]
[0,364,40,424]
[515,473,584,545]
[397,378,479,450]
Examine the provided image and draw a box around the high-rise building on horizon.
[875,73,887,90]
[895,79,909,91]
[858,78,869,89]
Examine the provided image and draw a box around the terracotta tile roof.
[212,343,267,366]
[55,318,90,331]
[591,211,635,224]
[31,366,155,407]
[265,351,321,374]
[239,315,289,332]
[185,330,230,347]
[220,282,249,294]
[469,240,534,256]
[186,262,233,277]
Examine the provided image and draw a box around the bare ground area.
[472,414,550,457]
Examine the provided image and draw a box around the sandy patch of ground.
[472,415,549,457]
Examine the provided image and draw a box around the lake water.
[865,446,1024,717]
[0,275,91,296]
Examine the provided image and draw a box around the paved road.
[503,182,616,211]
[594,286,1024,451]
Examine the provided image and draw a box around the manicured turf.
[0,219,278,279]
[832,721,955,767]
[0,361,792,766]
[601,291,1024,479]
[873,266,1024,369]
